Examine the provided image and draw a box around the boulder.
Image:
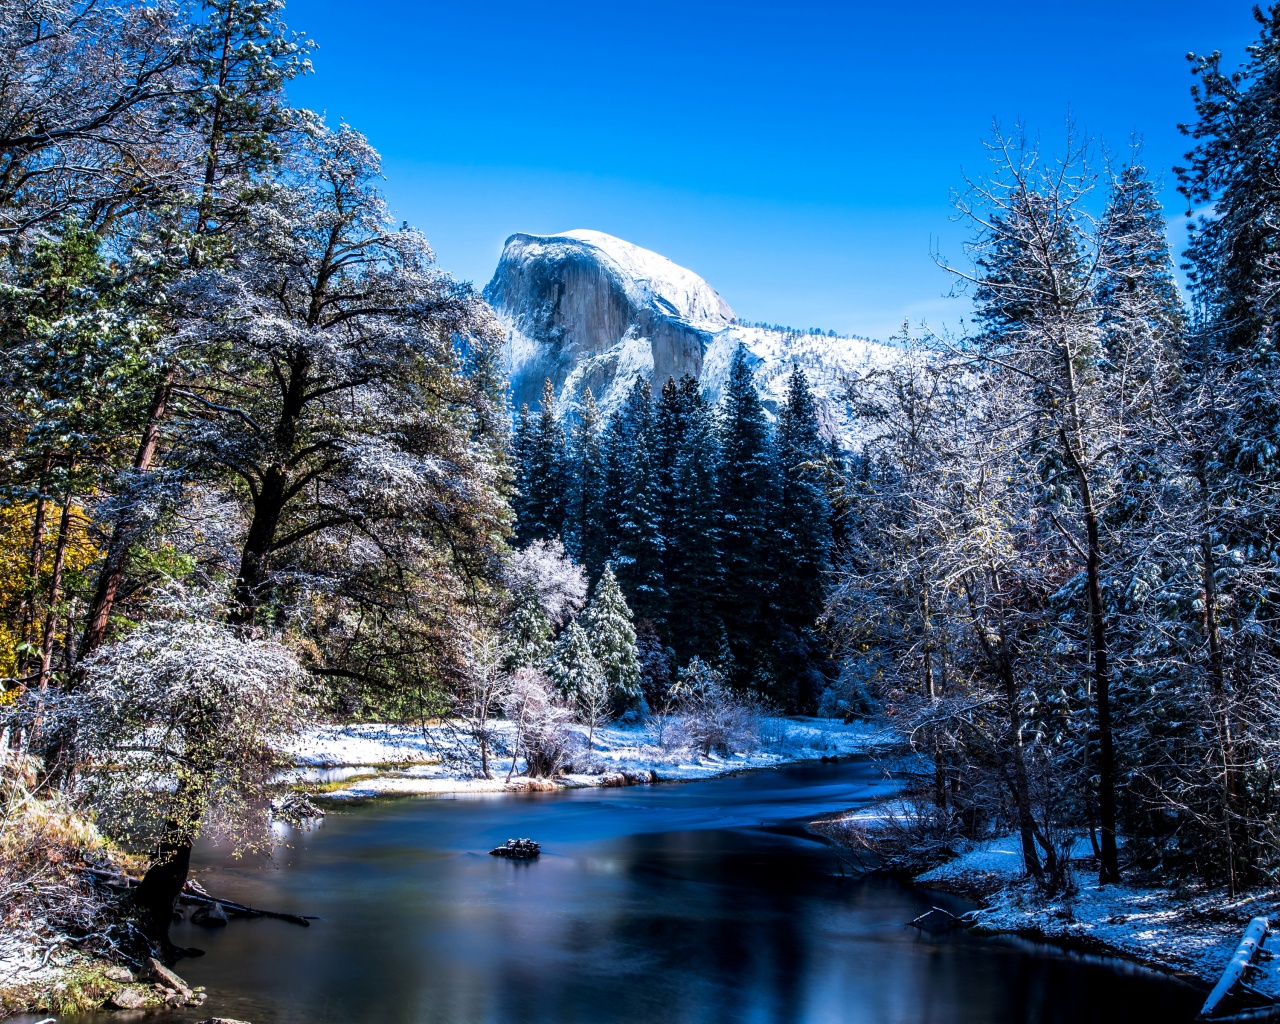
[108,986,148,1009]
[102,965,133,983]
[191,901,230,927]
[141,957,192,999]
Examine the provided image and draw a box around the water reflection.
[53,761,1202,1024]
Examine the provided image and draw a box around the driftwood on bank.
[81,867,315,927]
[1199,917,1271,1021]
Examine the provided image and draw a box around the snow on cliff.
[483,229,896,444]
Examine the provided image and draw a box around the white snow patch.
[281,717,896,798]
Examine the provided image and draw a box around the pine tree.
[184,0,314,238]
[582,565,642,714]
[1180,6,1280,358]
[515,378,568,542]
[548,620,605,704]
[716,345,775,692]
[566,387,608,576]
[602,376,663,618]
[657,375,723,662]
[771,366,834,709]
[503,587,553,670]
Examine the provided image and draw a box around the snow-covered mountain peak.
[549,230,737,327]
[484,229,897,445]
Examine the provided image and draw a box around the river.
[53,758,1202,1023]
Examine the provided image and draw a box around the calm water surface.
[54,759,1201,1024]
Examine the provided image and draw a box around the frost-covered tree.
[602,375,663,618]
[582,565,642,714]
[505,538,587,628]
[69,589,311,959]
[655,374,722,659]
[0,0,188,236]
[172,123,507,693]
[453,630,511,780]
[503,588,552,670]
[771,365,834,708]
[548,620,604,704]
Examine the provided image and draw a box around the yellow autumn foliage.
[0,500,102,680]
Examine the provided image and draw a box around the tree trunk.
[1001,652,1044,882]
[16,452,52,682]
[35,472,76,700]
[1061,421,1121,885]
[133,833,194,964]
[81,373,172,656]
[1197,463,1248,892]
[1082,500,1120,884]
[229,474,287,626]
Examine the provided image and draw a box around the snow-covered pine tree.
[1177,14,1280,886]
[515,378,569,542]
[548,619,606,708]
[567,387,608,576]
[503,586,553,670]
[771,365,834,707]
[601,375,664,620]
[1180,5,1280,358]
[665,375,724,663]
[716,345,776,695]
[582,565,643,714]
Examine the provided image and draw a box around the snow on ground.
[914,834,1280,997]
[281,717,896,799]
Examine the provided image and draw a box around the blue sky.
[285,0,1260,340]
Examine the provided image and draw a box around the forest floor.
[815,805,1280,1005]
[281,716,898,798]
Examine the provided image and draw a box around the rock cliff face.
[483,229,893,442]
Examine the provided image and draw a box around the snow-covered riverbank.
[282,716,897,798]
[915,838,1279,1000]
[817,803,1280,1003]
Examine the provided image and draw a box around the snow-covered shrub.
[500,668,573,779]
[667,658,761,758]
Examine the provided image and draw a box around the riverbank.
[815,807,1280,1004]
[283,716,897,799]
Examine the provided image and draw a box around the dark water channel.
[60,759,1201,1024]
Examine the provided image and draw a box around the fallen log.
[1199,917,1271,1020]
[81,867,316,927]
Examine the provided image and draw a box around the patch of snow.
[917,836,1026,883]
[281,717,896,798]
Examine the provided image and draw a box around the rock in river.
[489,838,541,859]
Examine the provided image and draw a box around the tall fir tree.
[582,565,643,714]
[567,387,608,577]
[772,366,834,709]
[602,376,663,619]
[514,379,569,543]
[658,375,723,662]
[716,345,776,694]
